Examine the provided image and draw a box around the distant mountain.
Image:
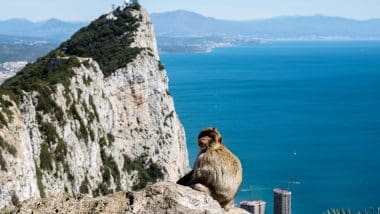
[2,11,380,41]
[0,18,87,42]
[151,10,380,38]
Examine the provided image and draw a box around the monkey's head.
[197,127,223,150]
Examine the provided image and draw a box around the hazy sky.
[0,0,379,21]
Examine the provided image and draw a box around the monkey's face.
[198,135,212,148]
[197,128,222,150]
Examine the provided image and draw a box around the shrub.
[35,164,46,198]
[122,154,164,191]
[107,134,115,145]
[0,112,7,128]
[80,177,89,194]
[55,139,67,164]
[69,104,89,142]
[89,96,99,122]
[37,120,60,145]
[0,151,6,171]
[39,142,53,171]
[100,149,121,191]
[0,136,17,156]
[158,61,165,71]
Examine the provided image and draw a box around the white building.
[124,0,138,6]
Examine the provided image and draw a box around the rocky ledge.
[2,182,249,214]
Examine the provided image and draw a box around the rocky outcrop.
[2,182,249,214]
[0,4,189,209]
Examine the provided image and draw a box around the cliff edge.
[2,182,249,214]
[0,4,189,208]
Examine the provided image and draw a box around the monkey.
[177,127,243,210]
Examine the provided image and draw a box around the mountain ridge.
[2,11,380,39]
[150,10,380,37]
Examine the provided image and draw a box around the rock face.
[0,5,189,209]
[2,182,249,214]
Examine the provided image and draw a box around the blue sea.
[161,41,380,214]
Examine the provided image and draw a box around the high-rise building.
[240,200,266,214]
[273,188,291,214]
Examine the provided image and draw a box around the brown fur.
[177,128,243,210]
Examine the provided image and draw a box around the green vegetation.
[0,135,16,171]
[0,135,17,156]
[122,154,164,191]
[35,113,68,170]
[59,8,142,77]
[1,54,80,107]
[69,104,89,142]
[82,60,91,68]
[89,96,99,122]
[36,114,59,145]
[0,151,6,171]
[93,134,121,196]
[80,177,90,194]
[158,61,165,71]
[107,133,115,145]
[55,139,67,164]
[100,149,121,190]
[39,142,54,171]
[0,112,7,128]
[35,163,46,198]
[0,97,13,128]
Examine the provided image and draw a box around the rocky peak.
[0,4,189,209]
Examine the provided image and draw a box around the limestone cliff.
[0,4,189,209]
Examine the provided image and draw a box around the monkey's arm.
[176,170,194,186]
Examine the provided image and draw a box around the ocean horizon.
[162,41,380,213]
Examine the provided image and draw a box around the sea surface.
[161,41,380,213]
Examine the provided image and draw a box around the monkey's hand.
[193,183,211,195]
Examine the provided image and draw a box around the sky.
[0,0,379,22]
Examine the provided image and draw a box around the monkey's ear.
[219,136,223,144]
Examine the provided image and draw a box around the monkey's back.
[195,145,243,204]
